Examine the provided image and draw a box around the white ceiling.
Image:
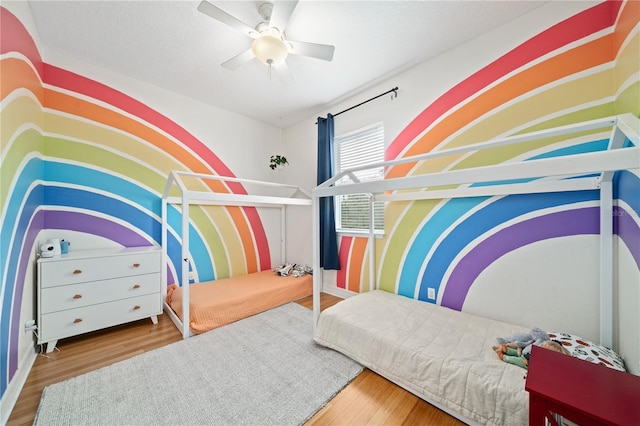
[27,0,548,128]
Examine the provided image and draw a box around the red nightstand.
[525,345,640,425]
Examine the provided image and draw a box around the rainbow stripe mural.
[0,7,271,397]
[336,0,640,306]
[1,0,638,403]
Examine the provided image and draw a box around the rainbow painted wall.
[1,6,272,398]
[1,0,639,403]
[335,1,640,310]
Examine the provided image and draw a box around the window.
[335,122,385,233]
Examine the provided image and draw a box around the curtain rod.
[316,86,398,124]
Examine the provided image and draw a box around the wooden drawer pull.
[73,269,82,275]
[73,318,83,324]
[73,294,83,299]
[133,305,141,311]
[133,263,141,268]
[133,284,141,289]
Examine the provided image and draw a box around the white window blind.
[335,122,385,232]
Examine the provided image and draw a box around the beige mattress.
[314,290,530,425]
[166,270,312,334]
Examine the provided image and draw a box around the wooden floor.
[7,293,464,426]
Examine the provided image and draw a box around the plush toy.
[496,327,550,352]
[273,263,312,277]
[492,328,569,369]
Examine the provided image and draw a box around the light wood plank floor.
[7,293,464,426]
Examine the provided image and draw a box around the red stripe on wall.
[336,237,352,289]
[0,8,43,75]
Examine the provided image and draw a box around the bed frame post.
[368,194,376,291]
[599,122,628,348]
[312,195,321,332]
[599,180,613,349]
[281,206,286,265]
[181,192,190,340]
[161,198,167,296]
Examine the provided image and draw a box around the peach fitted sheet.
[166,270,312,334]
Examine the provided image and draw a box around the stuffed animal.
[492,328,569,369]
[496,327,550,352]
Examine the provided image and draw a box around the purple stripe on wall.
[441,207,600,310]
[614,205,640,268]
[44,210,152,247]
[44,209,176,281]
[9,211,44,377]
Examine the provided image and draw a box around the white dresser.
[37,246,162,353]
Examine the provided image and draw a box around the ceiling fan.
[197,0,335,82]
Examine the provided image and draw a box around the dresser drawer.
[40,252,160,287]
[38,293,162,343]
[40,273,160,314]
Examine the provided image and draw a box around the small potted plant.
[269,155,289,170]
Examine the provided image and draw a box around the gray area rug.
[34,303,363,425]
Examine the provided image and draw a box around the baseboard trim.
[322,285,358,300]
[1,347,37,425]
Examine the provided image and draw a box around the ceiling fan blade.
[268,1,299,32]
[198,1,258,39]
[288,40,335,61]
[221,49,255,70]
[274,62,295,86]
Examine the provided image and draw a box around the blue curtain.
[317,114,340,270]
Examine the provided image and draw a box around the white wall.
[5,5,637,425]
[281,0,595,283]
[280,1,640,373]
[616,227,640,375]
[464,235,601,337]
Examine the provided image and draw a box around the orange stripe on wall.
[348,238,368,293]
[615,0,639,51]
[44,89,219,182]
[387,34,615,179]
[1,58,44,104]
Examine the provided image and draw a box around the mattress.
[314,290,530,425]
[166,270,312,334]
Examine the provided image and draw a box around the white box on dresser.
[37,246,162,353]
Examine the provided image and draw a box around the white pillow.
[548,332,626,372]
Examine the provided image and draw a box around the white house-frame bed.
[161,171,312,339]
[311,114,640,425]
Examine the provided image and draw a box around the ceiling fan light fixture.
[252,34,288,66]
[198,0,335,76]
